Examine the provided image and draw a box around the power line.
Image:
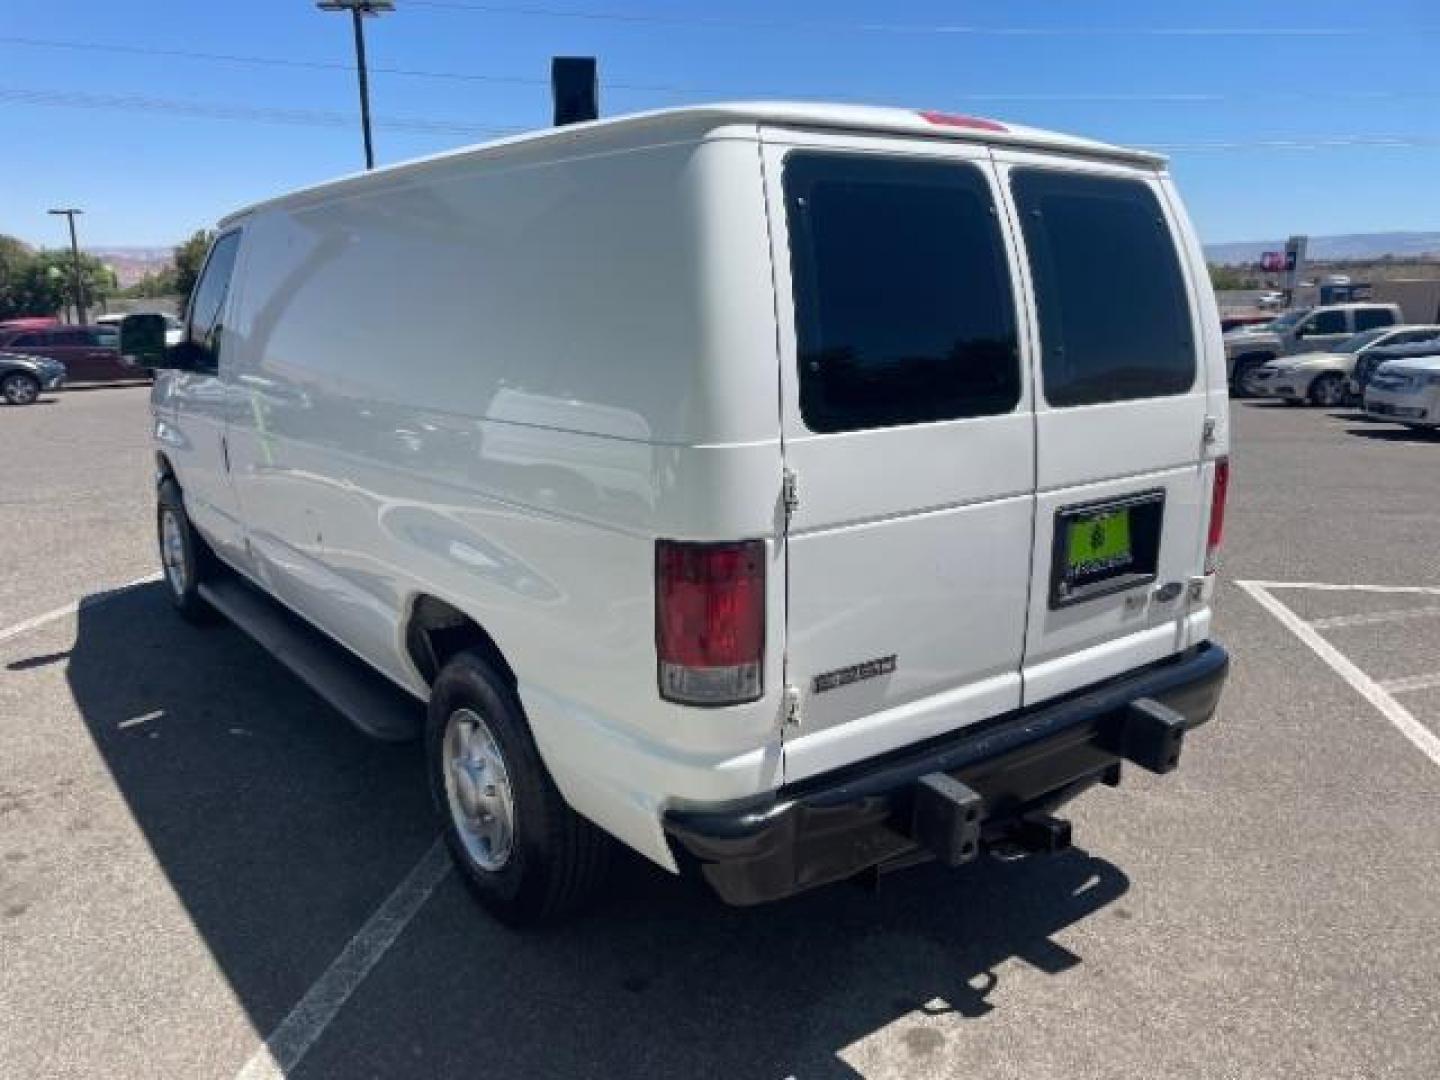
[1145,136,1440,152]
[0,33,675,92]
[0,86,519,136]
[0,34,553,88]
[3,84,1439,155]
[7,34,1440,105]
[404,2,1430,37]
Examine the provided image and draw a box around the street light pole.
[316,0,394,170]
[47,208,87,324]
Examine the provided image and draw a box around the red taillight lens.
[656,539,765,706]
[1205,457,1229,574]
[917,110,1008,132]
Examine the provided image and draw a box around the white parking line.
[1380,672,1440,696]
[1238,580,1440,770]
[1310,605,1440,630]
[1243,580,1440,596]
[234,839,452,1080]
[0,574,162,646]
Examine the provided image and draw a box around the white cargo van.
[123,103,1230,925]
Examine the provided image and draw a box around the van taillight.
[1205,457,1230,574]
[656,539,765,706]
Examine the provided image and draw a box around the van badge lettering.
[813,655,897,694]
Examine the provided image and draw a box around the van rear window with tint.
[1012,170,1195,407]
[784,153,1020,433]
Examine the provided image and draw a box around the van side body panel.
[222,135,784,868]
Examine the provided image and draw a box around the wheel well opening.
[405,595,516,689]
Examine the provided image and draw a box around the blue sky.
[3,0,1437,249]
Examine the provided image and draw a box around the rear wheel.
[156,478,215,623]
[1308,372,1346,408]
[1,372,41,406]
[426,650,611,926]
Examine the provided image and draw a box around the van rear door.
[761,133,1037,784]
[991,152,1217,705]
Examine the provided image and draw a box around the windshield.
[1263,310,1309,332]
[1336,328,1391,353]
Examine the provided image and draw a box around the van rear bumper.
[662,641,1228,905]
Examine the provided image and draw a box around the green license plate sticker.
[1067,508,1133,576]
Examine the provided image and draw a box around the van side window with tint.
[784,153,1021,433]
[185,230,242,371]
[1012,170,1194,408]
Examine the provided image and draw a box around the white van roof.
[222,102,1164,224]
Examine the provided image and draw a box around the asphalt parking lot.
[3,386,1439,1080]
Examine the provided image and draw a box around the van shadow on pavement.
[63,582,1129,1079]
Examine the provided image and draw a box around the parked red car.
[0,324,143,383]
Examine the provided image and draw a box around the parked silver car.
[1245,325,1440,406]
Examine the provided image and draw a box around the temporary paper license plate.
[1066,508,1133,578]
[1051,491,1164,607]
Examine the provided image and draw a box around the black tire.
[1230,355,1271,398]
[426,650,611,927]
[1308,372,1346,408]
[156,478,216,623]
[1,371,41,406]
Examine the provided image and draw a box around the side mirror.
[119,312,173,369]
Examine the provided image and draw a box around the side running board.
[198,575,423,743]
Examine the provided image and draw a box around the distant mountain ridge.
[1205,231,1440,265]
[87,246,173,288]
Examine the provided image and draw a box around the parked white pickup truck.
[122,103,1230,926]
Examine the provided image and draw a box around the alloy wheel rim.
[4,375,37,404]
[442,707,515,872]
[1316,377,1343,406]
[160,509,188,597]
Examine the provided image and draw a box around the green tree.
[118,271,177,300]
[171,229,215,304]
[0,248,115,320]
[3,258,67,319]
[0,234,36,319]
[1207,263,1252,291]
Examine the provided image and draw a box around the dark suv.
[0,325,140,383]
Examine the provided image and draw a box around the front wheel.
[1308,372,1347,408]
[1230,356,1270,398]
[156,478,215,623]
[1,372,41,406]
[427,650,611,927]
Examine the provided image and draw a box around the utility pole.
[316,0,393,170]
[47,208,87,324]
